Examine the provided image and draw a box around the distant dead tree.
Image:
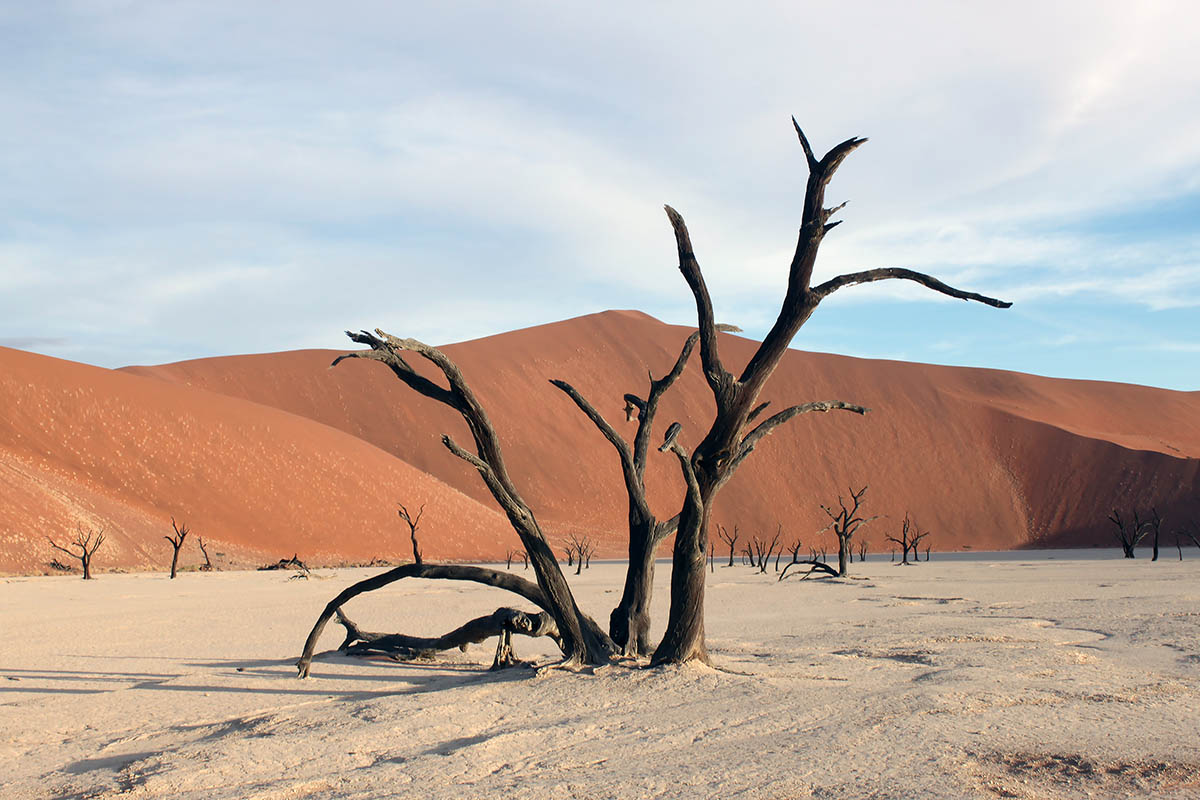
[1108,509,1151,558]
[164,517,189,579]
[562,534,595,576]
[47,525,105,580]
[820,485,876,577]
[197,537,214,571]
[749,529,781,574]
[886,514,928,566]
[520,550,529,569]
[397,502,425,564]
[923,543,932,561]
[717,524,740,567]
[1175,523,1200,560]
[505,549,518,569]
[857,537,869,562]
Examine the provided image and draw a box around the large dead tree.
[47,525,105,580]
[548,325,732,655]
[165,517,189,579]
[820,486,876,577]
[301,118,1009,673]
[651,120,1010,664]
[304,331,615,670]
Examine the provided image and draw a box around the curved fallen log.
[334,607,559,670]
[778,559,839,581]
[297,563,559,677]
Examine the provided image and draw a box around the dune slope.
[120,310,1200,558]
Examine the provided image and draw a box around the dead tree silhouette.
[165,517,189,579]
[298,118,1009,674]
[47,525,105,580]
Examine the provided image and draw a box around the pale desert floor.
[2,556,1199,799]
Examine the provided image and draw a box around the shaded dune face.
[2,311,1197,574]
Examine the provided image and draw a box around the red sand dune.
[0,348,512,574]
[2,311,1198,574]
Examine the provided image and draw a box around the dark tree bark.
[652,120,1010,665]
[333,607,557,670]
[48,525,105,580]
[328,332,614,666]
[397,502,424,564]
[549,327,730,657]
[165,517,189,579]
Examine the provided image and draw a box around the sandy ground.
[2,557,1199,799]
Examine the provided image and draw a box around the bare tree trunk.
[610,518,658,657]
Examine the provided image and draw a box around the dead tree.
[549,324,734,656]
[820,486,876,577]
[886,514,926,566]
[397,502,424,564]
[718,524,740,567]
[47,525,105,580]
[749,530,781,573]
[564,534,594,576]
[310,331,615,669]
[197,537,214,571]
[857,537,868,562]
[505,549,518,569]
[652,120,1008,664]
[1147,508,1163,562]
[1176,524,1200,560]
[1108,509,1151,558]
[165,517,189,579]
[778,537,839,581]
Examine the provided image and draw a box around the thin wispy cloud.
[1,1,1197,388]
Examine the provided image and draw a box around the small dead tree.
[749,529,781,574]
[565,534,594,576]
[397,502,425,564]
[820,485,876,577]
[165,517,189,579]
[1108,509,1151,558]
[1176,524,1199,560]
[47,525,105,580]
[886,514,927,566]
[718,524,740,567]
[505,549,518,569]
[779,535,839,580]
[1147,508,1163,562]
[197,537,214,571]
[857,537,869,562]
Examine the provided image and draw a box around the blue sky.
[1,1,1197,390]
